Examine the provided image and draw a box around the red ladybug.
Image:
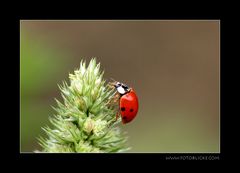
[113,82,139,124]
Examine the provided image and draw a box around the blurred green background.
[20,20,220,153]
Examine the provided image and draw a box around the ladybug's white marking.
[117,86,126,94]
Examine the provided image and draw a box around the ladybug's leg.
[116,111,120,121]
[108,110,120,128]
[106,92,120,106]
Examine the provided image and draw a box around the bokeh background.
[20,20,220,153]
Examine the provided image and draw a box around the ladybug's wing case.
[119,89,139,124]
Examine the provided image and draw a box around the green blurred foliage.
[20,30,69,151]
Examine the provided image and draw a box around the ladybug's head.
[114,82,130,95]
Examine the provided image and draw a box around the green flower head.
[37,58,129,153]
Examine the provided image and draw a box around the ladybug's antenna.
[110,78,117,82]
[108,78,118,89]
[109,78,118,86]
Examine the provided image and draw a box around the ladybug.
[113,82,139,124]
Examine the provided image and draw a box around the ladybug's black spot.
[130,108,134,112]
[122,116,127,119]
[121,107,126,111]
